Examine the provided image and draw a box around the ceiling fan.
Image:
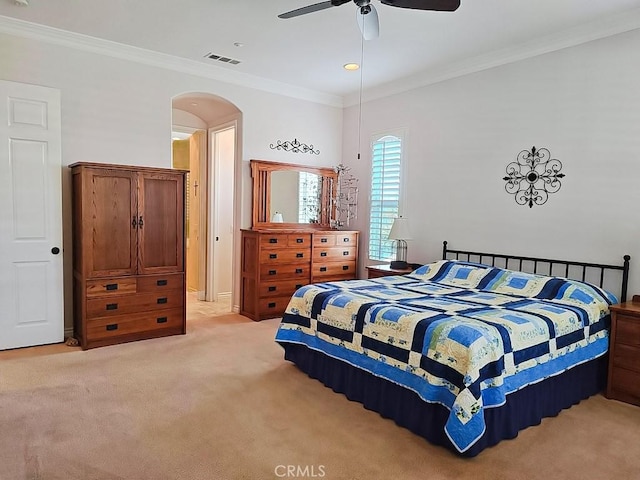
[278,0,461,40]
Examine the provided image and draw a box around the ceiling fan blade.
[379,0,461,12]
[278,0,350,19]
[356,5,379,40]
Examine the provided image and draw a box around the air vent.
[204,53,241,65]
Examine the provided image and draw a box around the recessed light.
[343,63,360,71]
[233,42,244,47]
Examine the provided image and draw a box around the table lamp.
[388,216,411,269]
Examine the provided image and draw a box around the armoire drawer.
[86,291,184,319]
[86,278,137,298]
[86,308,184,340]
[137,273,184,292]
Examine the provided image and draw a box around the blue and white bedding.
[275,260,617,453]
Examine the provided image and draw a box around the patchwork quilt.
[275,260,617,453]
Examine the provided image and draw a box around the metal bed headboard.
[442,240,631,302]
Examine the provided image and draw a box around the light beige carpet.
[2,315,640,480]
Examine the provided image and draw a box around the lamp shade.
[388,216,411,240]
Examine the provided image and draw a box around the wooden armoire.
[70,162,187,349]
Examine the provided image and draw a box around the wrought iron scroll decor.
[503,146,565,208]
[331,164,358,228]
[269,138,320,155]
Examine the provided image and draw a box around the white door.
[208,124,235,303]
[0,80,64,350]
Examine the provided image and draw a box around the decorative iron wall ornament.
[503,146,565,208]
[269,138,320,155]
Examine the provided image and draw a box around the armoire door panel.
[85,169,137,277]
[137,173,185,274]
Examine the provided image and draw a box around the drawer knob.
[342,265,349,271]
[157,279,168,286]
[268,286,276,292]
[296,253,304,258]
[157,297,168,304]
[343,251,349,256]
[269,254,277,259]
[342,238,350,243]
[296,238,303,243]
[106,324,118,331]
[321,238,328,243]
[320,267,327,272]
[296,284,303,289]
[268,302,276,308]
[269,238,278,244]
[320,252,327,257]
[269,270,276,275]
[296,268,303,274]
[106,283,118,291]
[106,303,118,311]
[157,317,168,324]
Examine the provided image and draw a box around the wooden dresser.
[607,297,640,405]
[240,229,358,321]
[71,162,187,349]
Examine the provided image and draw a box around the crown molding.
[344,7,640,107]
[0,15,344,108]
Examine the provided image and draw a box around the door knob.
[51,247,60,255]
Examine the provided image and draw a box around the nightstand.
[366,263,420,279]
[606,296,640,406]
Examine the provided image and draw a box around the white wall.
[0,32,343,330]
[344,28,640,297]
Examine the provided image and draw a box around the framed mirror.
[250,159,338,229]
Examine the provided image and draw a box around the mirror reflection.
[270,170,323,223]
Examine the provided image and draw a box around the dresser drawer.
[86,278,137,298]
[313,246,356,262]
[259,279,307,298]
[616,315,640,347]
[260,264,310,280]
[258,296,293,318]
[313,234,336,247]
[287,234,311,246]
[259,249,310,264]
[258,234,311,248]
[86,308,184,340]
[312,261,356,278]
[137,273,183,292]
[86,291,184,319]
[612,343,640,374]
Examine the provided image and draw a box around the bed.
[274,241,630,457]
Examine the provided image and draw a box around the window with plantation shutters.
[298,171,321,223]
[369,134,402,261]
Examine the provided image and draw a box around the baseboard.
[64,327,74,339]
[216,292,232,302]
[232,305,240,313]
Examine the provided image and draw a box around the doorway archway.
[171,92,242,312]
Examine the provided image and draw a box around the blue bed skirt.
[279,342,607,457]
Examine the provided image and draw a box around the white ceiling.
[2,0,640,105]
